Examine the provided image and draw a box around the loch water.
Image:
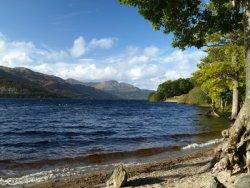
[0,99,229,185]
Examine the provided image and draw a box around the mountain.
[0,66,117,100]
[68,80,153,100]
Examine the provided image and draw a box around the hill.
[148,78,194,102]
[67,79,153,100]
[0,66,117,100]
[165,87,210,106]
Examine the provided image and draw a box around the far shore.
[165,100,210,108]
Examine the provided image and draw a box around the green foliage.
[119,0,245,49]
[178,87,211,106]
[149,78,194,101]
[148,92,155,101]
[193,44,246,108]
[119,0,248,109]
[148,92,164,102]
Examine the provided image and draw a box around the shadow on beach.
[126,177,165,187]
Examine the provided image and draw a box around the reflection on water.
[193,111,230,143]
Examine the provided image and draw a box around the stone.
[235,175,250,188]
[221,129,229,139]
[209,177,226,188]
[106,164,127,188]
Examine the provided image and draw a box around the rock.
[221,129,229,139]
[106,164,127,188]
[235,175,250,188]
[209,177,226,188]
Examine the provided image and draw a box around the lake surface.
[0,99,229,185]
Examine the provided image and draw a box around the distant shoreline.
[0,66,153,101]
[164,99,210,107]
[164,98,210,108]
[150,87,210,108]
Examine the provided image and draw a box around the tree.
[150,78,194,101]
[193,44,246,117]
[205,31,246,118]
[119,0,250,174]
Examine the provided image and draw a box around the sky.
[0,0,206,90]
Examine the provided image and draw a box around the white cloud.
[164,70,182,80]
[128,64,159,80]
[143,46,159,58]
[125,45,160,65]
[69,36,86,57]
[2,52,32,67]
[89,38,117,49]
[69,37,117,57]
[0,33,206,90]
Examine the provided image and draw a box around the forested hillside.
[0,66,117,99]
[148,78,194,102]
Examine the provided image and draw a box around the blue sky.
[0,0,205,89]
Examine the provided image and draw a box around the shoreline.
[164,100,210,108]
[23,146,248,188]
[23,148,215,188]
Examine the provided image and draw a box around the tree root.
[212,103,250,175]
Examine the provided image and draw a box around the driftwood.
[212,103,250,175]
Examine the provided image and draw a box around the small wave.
[0,167,81,186]
[0,146,181,170]
[182,138,223,150]
[0,162,141,186]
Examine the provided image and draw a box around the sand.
[20,148,247,188]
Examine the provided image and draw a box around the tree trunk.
[212,2,250,175]
[247,1,250,106]
[212,99,216,110]
[231,79,239,120]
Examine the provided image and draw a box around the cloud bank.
[0,33,205,90]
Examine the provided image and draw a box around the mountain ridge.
[0,66,117,100]
[70,79,153,100]
[0,66,153,100]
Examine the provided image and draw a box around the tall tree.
[246,1,250,106]
[205,30,246,119]
[193,44,246,117]
[119,0,250,173]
